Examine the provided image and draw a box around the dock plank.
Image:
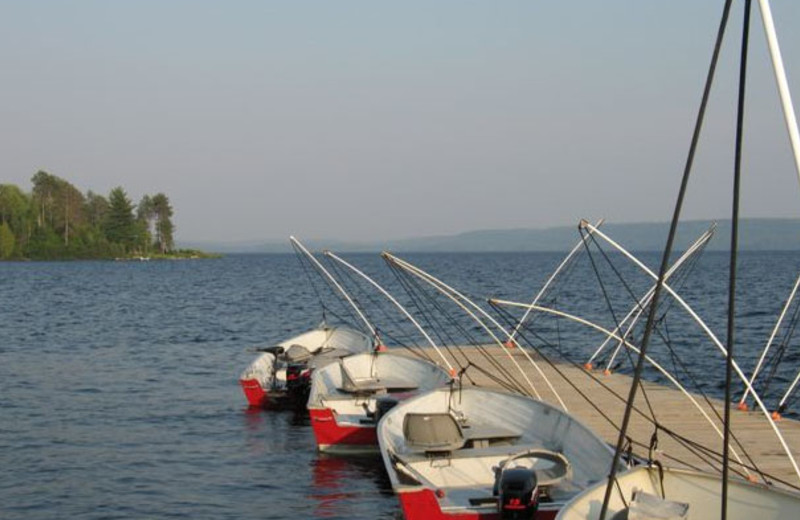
[413,346,800,491]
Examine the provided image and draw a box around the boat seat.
[460,423,521,448]
[338,359,373,393]
[610,490,689,520]
[403,412,465,453]
[337,360,418,394]
[625,490,689,520]
[284,344,312,363]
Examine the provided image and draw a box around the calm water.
[3,251,800,519]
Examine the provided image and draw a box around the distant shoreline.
[0,249,221,262]
[180,218,800,254]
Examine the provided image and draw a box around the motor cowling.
[497,467,539,520]
[374,396,399,422]
[286,363,312,401]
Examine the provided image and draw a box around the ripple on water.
[3,252,800,519]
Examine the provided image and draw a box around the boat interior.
[379,387,619,512]
[555,465,800,520]
[308,352,452,426]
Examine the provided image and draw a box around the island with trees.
[0,170,214,260]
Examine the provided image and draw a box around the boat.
[378,386,623,520]
[555,464,800,520]
[307,351,453,453]
[240,235,385,409]
[239,324,373,408]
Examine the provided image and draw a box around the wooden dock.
[415,345,800,491]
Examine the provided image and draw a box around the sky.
[1,1,799,244]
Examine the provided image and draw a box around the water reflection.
[309,453,396,518]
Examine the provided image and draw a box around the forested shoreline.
[0,171,203,260]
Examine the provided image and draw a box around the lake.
[3,250,800,519]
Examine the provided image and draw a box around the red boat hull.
[309,407,377,451]
[397,489,557,520]
[239,378,269,408]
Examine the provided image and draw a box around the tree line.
[0,171,175,260]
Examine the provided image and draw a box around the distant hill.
[180,218,800,254]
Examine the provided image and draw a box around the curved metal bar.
[491,299,753,478]
[289,236,377,339]
[577,223,800,483]
[384,252,568,408]
[323,250,453,372]
[601,227,715,370]
[509,218,604,342]
[739,273,800,407]
[778,369,800,410]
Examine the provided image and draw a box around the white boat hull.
[556,465,800,520]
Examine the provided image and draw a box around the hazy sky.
[1,1,799,243]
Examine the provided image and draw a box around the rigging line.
[461,361,524,394]
[723,2,752,517]
[299,250,366,330]
[325,259,395,340]
[388,261,534,398]
[493,302,765,484]
[580,227,660,423]
[578,223,769,402]
[384,259,477,382]
[654,415,770,484]
[499,305,759,485]
[598,0,735,516]
[291,240,331,319]
[493,302,668,437]
[644,240,708,331]
[385,254,550,401]
[602,228,715,372]
[290,237,377,338]
[758,298,800,403]
[654,320,764,482]
[318,306,361,333]
[388,271,485,373]
[777,345,800,413]
[509,219,602,341]
[741,273,800,407]
[655,426,754,483]
[758,328,792,402]
[385,259,456,349]
[324,256,417,350]
[324,251,446,367]
[586,229,652,315]
[295,248,363,332]
[491,302,647,432]
[529,249,588,331]
[756,331,792,398]
[386,258,513,378]
[783,391,800,415]
[495,299,755,478]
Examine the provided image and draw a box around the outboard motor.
[374,396,400,422]
[496,467,539,520]
[286,363,312,404]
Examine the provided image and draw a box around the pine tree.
[151,193,174,254]
[104,187,136,252]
